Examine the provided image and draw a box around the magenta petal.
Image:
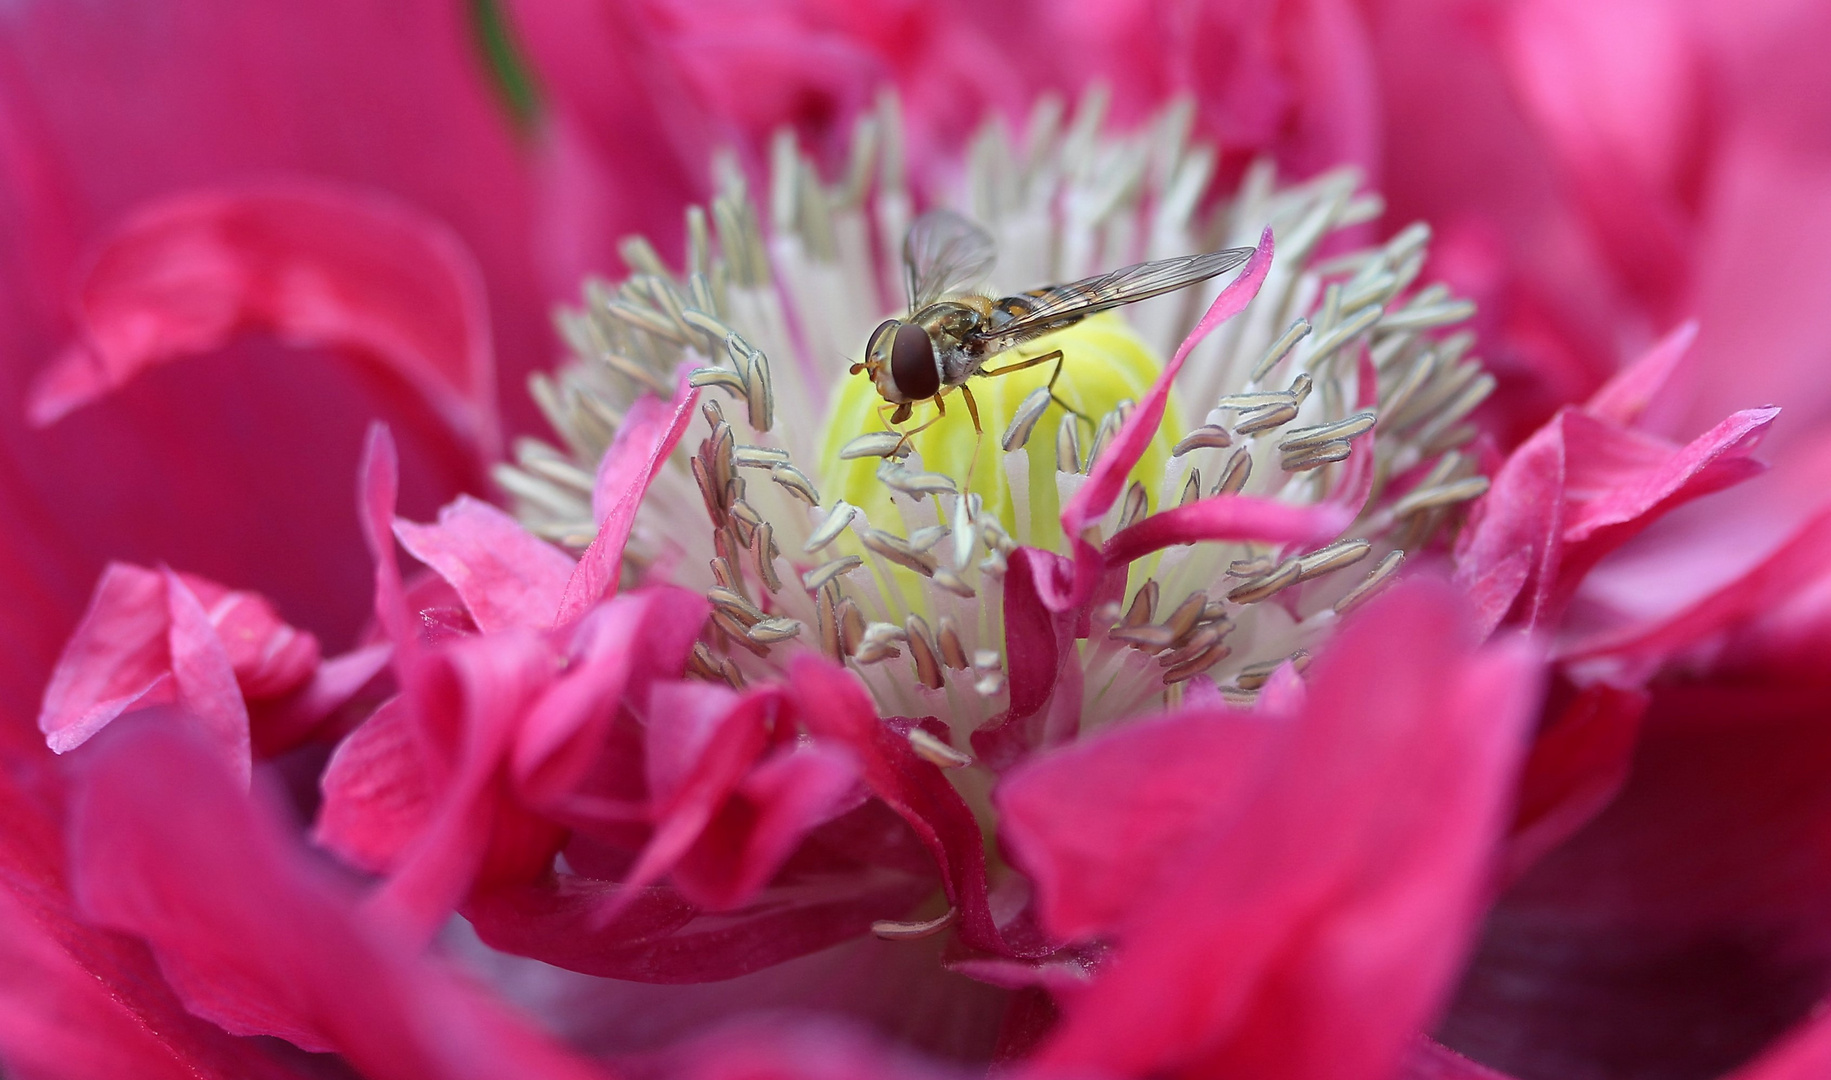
[28,183,499,464]
[37,562,174,753]
[315,696,433,875]
[998,709,1278,942]
[672,742,862,911]
[512,587,709,806]
[559,372,701,621]
[1041,228,1276,611]
[465,864,924,984]
[161,568,252,787]
[1500,683,1648,885]
[1399,1039,1519,1080]
[67,716,612,1079]
[394,495,577,633]
[1566,504,1831,675]
[1583,320,1697,426]
[972,547,1082,771]
[1031,580,1542,1080]
[788,655,1038,957]
[359,424,415,649]
[1102,495,1354,567]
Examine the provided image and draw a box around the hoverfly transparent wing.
[980,247,1255,344]
[903,209,996,312]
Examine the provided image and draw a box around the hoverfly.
[851,209,1256,444]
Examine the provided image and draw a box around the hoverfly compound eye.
[890,322,941,400]
[866,319,898,358]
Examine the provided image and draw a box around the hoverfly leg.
[960,383,985,493]
[891,395,947,459]
[979,349,1091,429]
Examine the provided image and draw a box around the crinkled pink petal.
[1567,503,1831,679]
[1560,406,1776,544]
[672,741,862,911]
[359,424,415,649]
[1027,579,1541,1080]
[1039,228,1275,611]
[788,655,1043,958]
[368,629,565,940]
[1458,403,1778,630]
[559,370,701,621]
[37,562,175,753]
[511,587,709,806]
[465,835,932,984]
[315,696,433,875]
[1102,494,1355,567]
[178,572,321,698]
[161,568,252,786]
[394,495,577,633]
[27,183,499,465]
[66,716,612,1080]
[1455,422,1566,630]
[600,684,779,919]
[998,708,1280,943]
[971,548,1083,771]
[251,641,392,757]
[1583,320,1696,426]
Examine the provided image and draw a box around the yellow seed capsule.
[817,313,1182,552]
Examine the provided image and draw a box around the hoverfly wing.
[904,209,996,312]
[986,247,1255,339]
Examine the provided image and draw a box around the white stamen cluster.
[500,89,1491,757]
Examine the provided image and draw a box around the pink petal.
[559,371,701,622]
[603,684,778,916]
[465,818,933,983]
[0,873,274,1080]
[1567,503,1831,678]
[359,424,415,649]
[997,707,1279,942]
[37,562,175,753]
[367,630,564,940]
[315,696,434,875]
[177,572,322,699]
[66,716,613,1080]
[672,742,862,911]
[1500,682,1648,884]
[28,183,498,465]
[1102,494,1355,567]
[251,641,393,757]
[788,655,1041,957]
[1040,228,1276,611]
[394,495,577,633]
[1438,681,1831,1078]
[162,568,252,787]
[640,1015,969,1080]
[1583,320,1696,426]
[1399,1039,1519,1080]
[971,548,1083,771]
[1726,1008,1831,1080]
[512,587,709,806]
[1028,579,1542,1080]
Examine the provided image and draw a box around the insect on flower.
[851,208,1255,445]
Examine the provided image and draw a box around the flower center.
[500,90,1493,752]
[818,314,1181,554]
